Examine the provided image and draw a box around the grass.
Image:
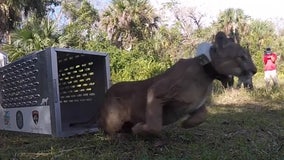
[0,76,284,160]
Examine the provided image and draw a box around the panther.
[98,31,257,136]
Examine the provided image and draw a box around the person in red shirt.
[263,47,278,88]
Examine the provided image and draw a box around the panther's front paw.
[132,122,145,135]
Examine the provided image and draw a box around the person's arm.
[270,53,277,63]
[263,55,268,64]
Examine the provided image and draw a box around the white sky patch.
[149,0,284,25]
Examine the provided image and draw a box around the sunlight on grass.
[213,88,254,105]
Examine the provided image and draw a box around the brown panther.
[98,31,257,136]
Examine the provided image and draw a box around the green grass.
[1,76,284,160]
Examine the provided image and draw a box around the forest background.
[1,0,284,83]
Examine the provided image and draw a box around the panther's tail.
[69,116,100,128]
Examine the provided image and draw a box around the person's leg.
[264,71,271,88]
[271,70,279,87]
[227,75,234,88]
[236,78,242,88]
[220,75,234,89]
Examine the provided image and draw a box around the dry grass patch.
[213,88,254,105]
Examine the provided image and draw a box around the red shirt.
[263,52,277,71]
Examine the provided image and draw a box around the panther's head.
[210,31,257,84]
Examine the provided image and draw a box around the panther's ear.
[214,31,230,49]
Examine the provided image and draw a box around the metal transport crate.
[0,47,110,137]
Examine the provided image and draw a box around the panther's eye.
[239,54,248,61]
[241,55,246,60]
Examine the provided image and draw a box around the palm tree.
[216,8,250,44]
[248,20,275,50]
[0,0,59,44]
[101,0,159,49]
[2,16,59,61]
[0,2,21,44]
[60,0,100,48]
